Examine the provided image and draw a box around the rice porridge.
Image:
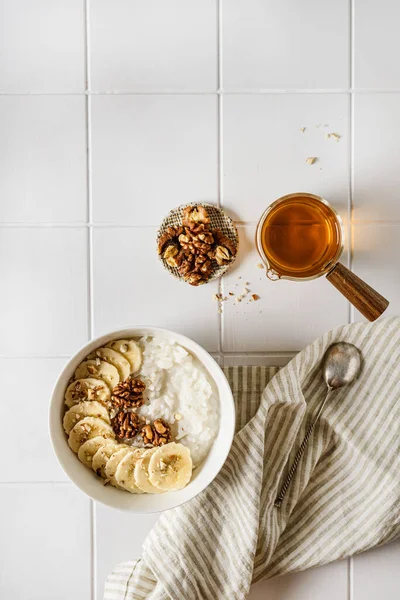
[138,337,219,466]
[63,335,219,494]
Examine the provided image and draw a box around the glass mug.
[256,192,389,321]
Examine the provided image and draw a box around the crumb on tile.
[306,157,317,165]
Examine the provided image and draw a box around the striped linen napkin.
[104,317,400,600]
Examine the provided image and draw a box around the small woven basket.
[156,202,239,284]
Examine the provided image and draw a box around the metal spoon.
[274,342,362,508]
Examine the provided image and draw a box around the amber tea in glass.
[256,192,389,321]
[257,194,343,279]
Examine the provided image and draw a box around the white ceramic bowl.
[49,327,235,513]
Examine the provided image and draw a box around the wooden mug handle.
[326,262,389,321]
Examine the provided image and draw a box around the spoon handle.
[274,389,333,508]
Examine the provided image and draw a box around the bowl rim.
[49,326,235,513]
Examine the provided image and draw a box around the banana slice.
[106,339,142,374]
[74,359,120,391]
[92,441,120,478]
[104,447,132,488]
[63,401,110,435]
[134,448,164,494]
[68,416,115,453]
[87,347,130,381]
[148,443,193,491]
[115,448,146,493]
[64,378,111,408]
[78,436,113,469]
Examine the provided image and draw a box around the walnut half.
[182,205,210,227]
[141,418,172,446]
[163,244,180,267]
[215,245,231,266]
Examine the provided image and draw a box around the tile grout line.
[3,89,400,96]
[216,0,223,360]
[84,2,97,600]
[0,351,297,360]
[349,0,355,328]
[0,220,399,229]
[0,481,74,486]
[349,556,354,600]
[348,2,355,596]
[0,355,72,359]
[346,6,353,327]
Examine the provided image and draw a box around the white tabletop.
[0,1,399,599]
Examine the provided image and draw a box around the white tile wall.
[93,227,220,350]
[353,94,400,221]
[222,94,350,223]
[96,505,159,598]
[352,224,400,319]
[1,1,399,599]
[353,539,400,600]
[0,0,85,93]
[90,95,218,225]
[0,358,68,481]
[0,96,87,223]
[0,228,88,355]
[248,561,348,600]
[89,0,218,91]
[222,0,349,90]
[354,1,400,89]
[0,484,91,600]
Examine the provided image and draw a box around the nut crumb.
[213,293,222,301]
[174,413,182,421]
[328,132,340,142]
[229,292,234,296]
[256,263,264,269]
[300,127,306,133]
[250,294,260,301]
[306,157,317,165]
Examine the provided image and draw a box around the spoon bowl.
[323,342,362,390]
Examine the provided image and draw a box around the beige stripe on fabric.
[105,318,400,600]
